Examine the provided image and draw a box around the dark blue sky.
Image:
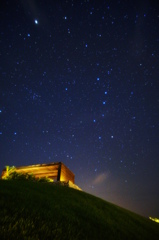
[0,0,159,218]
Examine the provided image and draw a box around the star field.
[0,0,159,217]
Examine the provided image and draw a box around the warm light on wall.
[60,174,69,182]
[1,162,75,183]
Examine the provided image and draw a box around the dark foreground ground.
[0,180,159,240]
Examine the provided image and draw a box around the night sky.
[0,0,159,218]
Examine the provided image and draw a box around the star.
[34,19,38,25]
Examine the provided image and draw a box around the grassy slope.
[0,180,159,240]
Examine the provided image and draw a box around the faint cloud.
[93,172,110,185]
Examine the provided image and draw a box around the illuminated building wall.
[1,162,75,183]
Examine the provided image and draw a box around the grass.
[0,180,159,239]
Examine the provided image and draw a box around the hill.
[0,180,159,239]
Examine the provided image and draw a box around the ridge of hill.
[0,180,159,240]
